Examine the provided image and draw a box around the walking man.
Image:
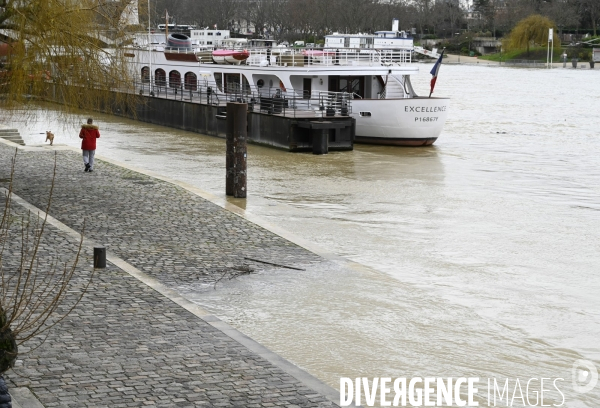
[79,118,100,172]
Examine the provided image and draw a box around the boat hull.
[351,97,449,146]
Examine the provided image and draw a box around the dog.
[45,131,54,146]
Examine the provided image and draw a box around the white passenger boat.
[127,35,449,146]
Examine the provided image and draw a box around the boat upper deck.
[144,45,418,74]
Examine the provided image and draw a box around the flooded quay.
[3,63,600,406]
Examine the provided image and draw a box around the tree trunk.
[0,328,17,375]
[0,309,18,375]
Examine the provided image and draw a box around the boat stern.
[353,97,450,146]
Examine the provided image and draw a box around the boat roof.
[196,62,419,76]
[222,38,248,43]
[326,33,374,38]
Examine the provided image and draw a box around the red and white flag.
[429,49,445,97]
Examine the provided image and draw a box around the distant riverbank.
[438,53,596,69]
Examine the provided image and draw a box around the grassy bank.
[479,47,555,61]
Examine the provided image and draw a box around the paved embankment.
[0,139,339,408]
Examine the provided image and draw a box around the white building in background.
[190,29,231,47]
[324,19,413,50]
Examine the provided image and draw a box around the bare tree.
[1,150,94,377]
[247,0,270,37]
[541,0,580,36]
[413,0,434,37]
[311,0,335,37]
[335,0,376,33]
[578,0,600,35]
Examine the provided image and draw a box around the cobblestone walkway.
[0,142,337,408]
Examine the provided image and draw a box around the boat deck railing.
[245,47,413,67]
[160,46,413,67]
[135,76,353,119]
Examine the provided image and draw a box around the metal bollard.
[94,247,106,268]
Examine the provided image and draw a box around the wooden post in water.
[226,102,247,198]
[226,105,235,196]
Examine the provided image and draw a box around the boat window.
[328,76,365,98]
[242,75,251,94]
[141,67,150,83]
[359,112,372,117]
[169,71,181,88]
[184,72,197,91]
[224,73,241,93]
[154,69,166,87]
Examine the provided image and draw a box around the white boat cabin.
[190,29,231,47]
[324,18,413,50]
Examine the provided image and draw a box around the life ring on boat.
[279,80,286,92]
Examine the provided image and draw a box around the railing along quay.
[135,77,353,120]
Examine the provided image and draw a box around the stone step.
[0,129,26,145]
[1,139,26,146]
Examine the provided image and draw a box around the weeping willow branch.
[0,0,139,124]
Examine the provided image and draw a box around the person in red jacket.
[79,118,100,172]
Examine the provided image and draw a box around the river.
[3,63,599,407]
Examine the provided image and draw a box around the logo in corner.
[572,359,598,394]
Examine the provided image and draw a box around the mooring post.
[94,247,106,268]
[226,102,248,198]
[313,128,329,155]
[233,103,248,198]
[226,104,235,196]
